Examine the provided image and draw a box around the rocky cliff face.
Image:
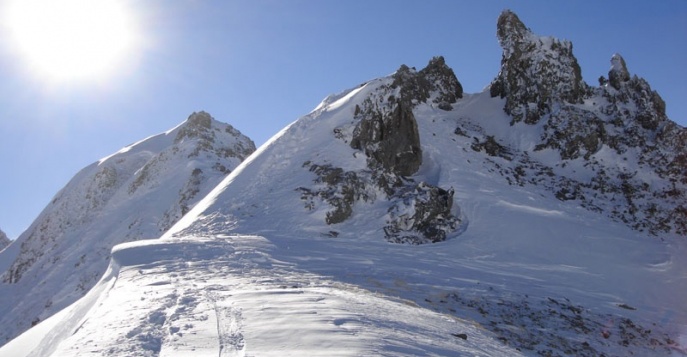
[490,10,587,124]
[349,57,463,177]
[302,58,463,244]
[0,112,255,345]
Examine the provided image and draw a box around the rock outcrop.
[299,59,465,244]
[385,182,457,244]
[490,10,587,124]
[608,53,631,90]
[482,11,686,237]
[350,83,422,177]
[350,57,462,177]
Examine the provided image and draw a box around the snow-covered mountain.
[2,10,686,357]
[0,111,255,345]
[0,229,9,251]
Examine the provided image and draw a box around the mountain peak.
[490,10,586,124]
[608,53,631,89]
[0,113,255,344]
[185,110,213,129]
[496,9,532,50]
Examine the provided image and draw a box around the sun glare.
[7,0,135,81]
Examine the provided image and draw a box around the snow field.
[11,236,519,356]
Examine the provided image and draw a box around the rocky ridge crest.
[480,11,686,236]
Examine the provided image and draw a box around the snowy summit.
[0,10,685,357]
[0,111,255,346]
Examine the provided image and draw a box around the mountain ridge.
[0,111,255,345]
[2,9,686,357]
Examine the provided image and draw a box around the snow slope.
[0,112,255,346]
[3,10,686,357]
[6,81,685,356]
[2,236,520,357]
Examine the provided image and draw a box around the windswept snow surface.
[3,236,518,357]
[5,82,686,356]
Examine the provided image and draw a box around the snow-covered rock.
[484,10,686,237]
[608,53,631,89]
[0,111,255,345]
[2,9,686,357]
[490,10,587,124]
[0,229,9,251]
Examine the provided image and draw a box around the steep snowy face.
[170,58,463,245]
[0,229,9,251]
[0,111,255,346]
[490,10,586,124]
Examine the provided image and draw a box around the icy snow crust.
[4,80,686,356]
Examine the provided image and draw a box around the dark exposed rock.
[534,106,606,160]
[390,57,463,110]
[350,58,463,177]
[490,10,587,124]
[350,79,423,177]
[297,164,375,225]
[608,53,630,90]
[418,56,463,110]
[601,56,668,133]
[451,333,468,340]
[391,64,431,107]
[429,289,676,356]
[355,103,421,177]
[175,112,214,145]
[471,136,512,160]
[298,162,461,244]
[385,182,459,244]
[300,59,465,243]
[174,111,256,161]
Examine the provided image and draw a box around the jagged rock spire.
[495,10,532,54]
[350,56,464,177]
[351,65,423,177]
[490,10,586,124]
[419,56,463,109]
[608,53,630,89]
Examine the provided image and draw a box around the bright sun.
[7,0,135,81]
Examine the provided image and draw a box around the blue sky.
[0,1,685,239]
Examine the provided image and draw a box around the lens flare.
[6,0,136,81]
